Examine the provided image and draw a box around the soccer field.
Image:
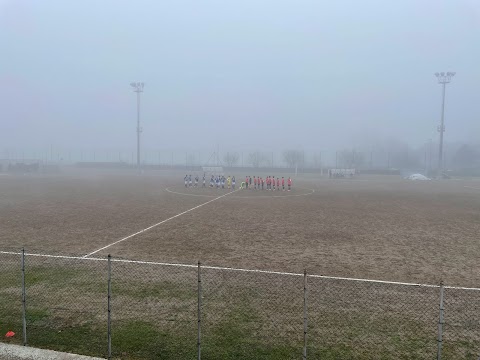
[1,168,480,287]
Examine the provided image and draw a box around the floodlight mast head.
[130,82,144,92]
[435,71,455,84]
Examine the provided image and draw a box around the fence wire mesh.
[0,252,23,346]
[23,255,107,357]
[110,260,197,359]
[202,268,304,360]
[308,276,439,359]
[2,250,480,360]
[443,287,480,359]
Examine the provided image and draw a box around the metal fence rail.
[1,250,480,359]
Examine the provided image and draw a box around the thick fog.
[1,0,479,161]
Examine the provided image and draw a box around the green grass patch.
[28,322,107,358]
[202,301,300,360]
[112,320,195,359]
[0,269,21,289]
[26,308,49,325]
[443,339,480,360]
[25,266,106,293]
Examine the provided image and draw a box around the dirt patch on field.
[1,170,480,287]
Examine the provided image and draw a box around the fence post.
[437,281,444,360]
[107,255,112,360]
[197,261,202,360]
[303,269,307,360]
[21,248,27,346]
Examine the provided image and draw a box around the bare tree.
[186,153,196,170]
[312,153,322,169]
[283,150,303,169]
[223,152,239,167]
[337,150,365,168]
[452,144,479,169]
[248,151,267,168]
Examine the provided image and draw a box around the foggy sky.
[1,0,479,153]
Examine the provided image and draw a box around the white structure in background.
[405,174,431,181]
[329,168,356,178]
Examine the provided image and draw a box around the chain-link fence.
[308,276,439,359]
[1,250,480,359]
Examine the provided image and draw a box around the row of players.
[184,174,234,188]
[184,174,239,189]
[242,176,293,191]
[183,174,293,191]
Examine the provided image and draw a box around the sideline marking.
[83,189,240,258]
[464,186,480,191]
[165,186,315,199]
[2,250,479,291]
[165,187,218,198]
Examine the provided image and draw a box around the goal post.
[328,168,356,178]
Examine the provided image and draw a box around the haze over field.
[1,0,479,155]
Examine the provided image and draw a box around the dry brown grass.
[1,168,480,287]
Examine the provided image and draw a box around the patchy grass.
[1,261,480,359]
[0,270,21,289]
[28,323,107,358]
[112,279,196,301]
[0,264,23,345]
[111,320,195,359]
[0,303,23,345]
[25,266,106,294]
[202,300,301,360]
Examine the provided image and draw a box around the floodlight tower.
[434,72,455,178]
[130,82,144,170]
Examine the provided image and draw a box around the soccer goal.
[328,168,356,178]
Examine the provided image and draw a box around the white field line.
[165,186,315,199]
[165,187,217,198]
[464,186,480,190]
[82,188,240,258]
[233,187,315,199]
[1,250,479,291]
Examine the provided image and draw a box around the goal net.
[329,168,356,178]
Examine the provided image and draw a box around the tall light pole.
[130,82,144,170]
[434,72,455,178]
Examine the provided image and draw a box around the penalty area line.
[83,188,240,258]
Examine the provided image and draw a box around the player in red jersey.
[261,177,265,190]
[276,177,280,190]
[245,176,249,189]
[287,177,292,191]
